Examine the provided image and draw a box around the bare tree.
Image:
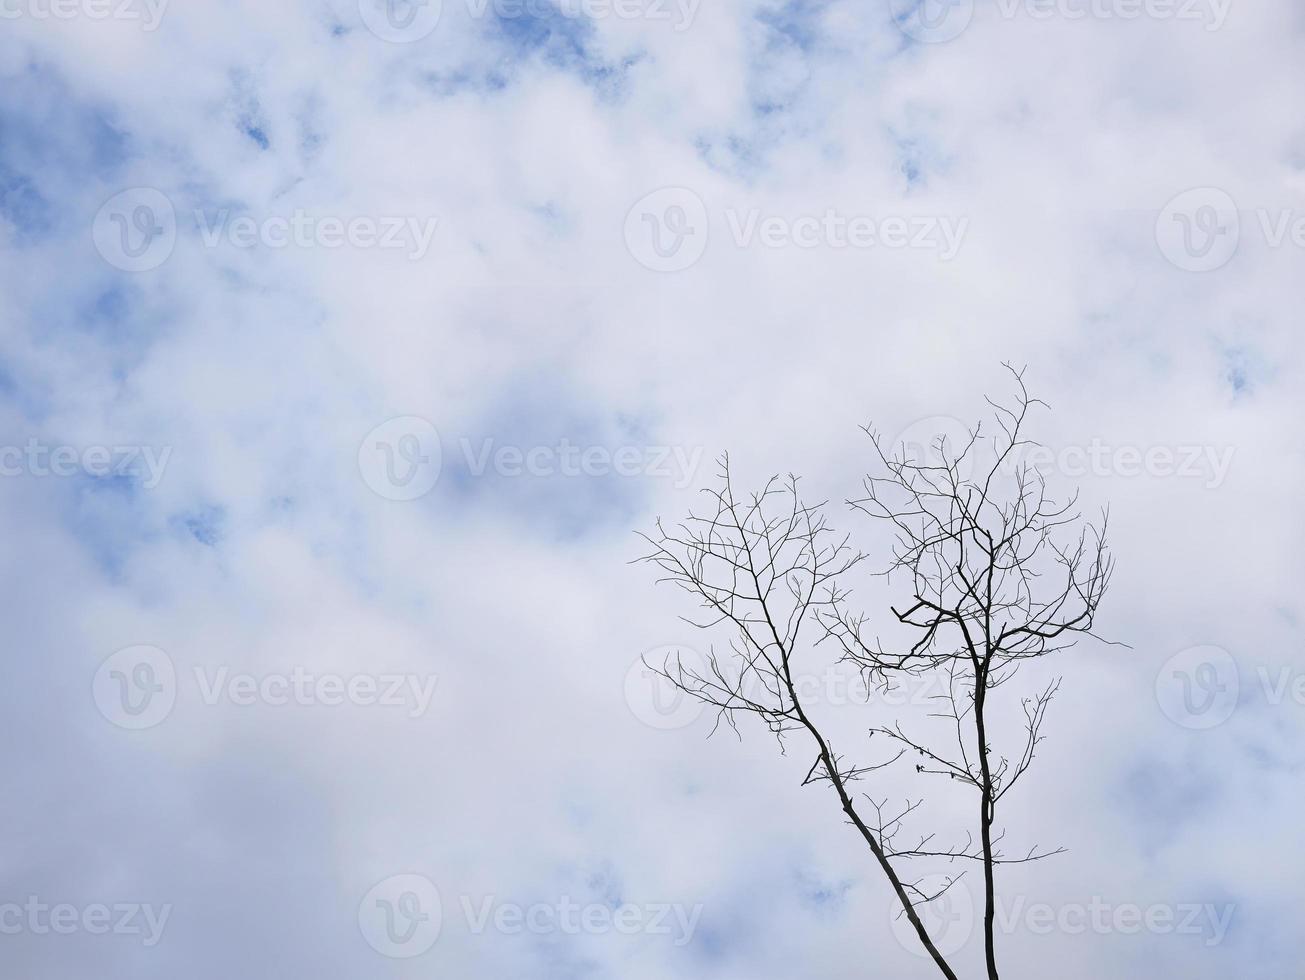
[639,367,1115,980]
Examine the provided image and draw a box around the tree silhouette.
[639,366,1115,979]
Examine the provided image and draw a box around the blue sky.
[1,1,1302,977]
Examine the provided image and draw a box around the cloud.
[1,2,1302,977]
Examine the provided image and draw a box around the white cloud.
[1,1,1301,976]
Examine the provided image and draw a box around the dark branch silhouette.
[639,367,1116,980]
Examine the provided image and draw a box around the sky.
[1,0,1303,977]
